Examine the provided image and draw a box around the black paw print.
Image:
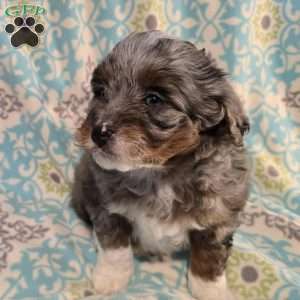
[5,16,44,47]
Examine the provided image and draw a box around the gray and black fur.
[71,30,249,292]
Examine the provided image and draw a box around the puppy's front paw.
[93,247,133,295]
[93,264,132,295]
[188,271,234,300]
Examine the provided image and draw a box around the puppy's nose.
[91,123,114,147]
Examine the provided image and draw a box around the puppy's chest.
[107,185,202,254]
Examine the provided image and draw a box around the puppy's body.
[72,31,249,300]
[73,140,247,254]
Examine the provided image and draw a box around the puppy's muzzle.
[91,122,114,148]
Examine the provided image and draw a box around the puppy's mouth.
[90,146,162,172]
[90,146,114,160]
[75,122,164,171]
[90,147,124,171]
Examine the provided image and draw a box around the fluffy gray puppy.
[71,31,250,300]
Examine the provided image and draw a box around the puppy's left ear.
[222,85,250,145]
[189,46,249,145]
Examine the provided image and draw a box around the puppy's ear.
[190,49,249,144]
[222,85,250,144]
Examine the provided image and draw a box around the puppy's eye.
[144,92,164,105]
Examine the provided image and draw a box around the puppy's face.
[76,31,248,171]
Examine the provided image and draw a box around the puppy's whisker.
[129,143,146,157]
[73,141,83,148]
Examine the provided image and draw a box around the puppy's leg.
[92,213,133,295]
[188,229,234,300]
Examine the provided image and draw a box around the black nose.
[91,123,114,147]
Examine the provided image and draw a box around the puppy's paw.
[93,264,132,295]
[93,247,133,295]
[188,271,233,300]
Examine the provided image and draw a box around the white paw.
[93,263,132,295]
[188,271,233,300]
[92,247,133,295]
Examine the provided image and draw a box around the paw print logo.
[5,16,44,47]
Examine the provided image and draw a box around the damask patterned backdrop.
[0,0,299,299]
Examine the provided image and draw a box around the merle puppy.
[72,31,249,300]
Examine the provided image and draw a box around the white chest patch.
[108,185,202,254]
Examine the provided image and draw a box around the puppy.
[71,31,249,300]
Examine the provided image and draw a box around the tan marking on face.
[152,122,200,163]
[76,119,200,169]
[117,122,200,166]
[116,126,149,158]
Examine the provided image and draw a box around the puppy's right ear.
[222,85,250,144]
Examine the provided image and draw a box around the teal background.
[0,1,299,299]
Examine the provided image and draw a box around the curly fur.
[71,31,250,298]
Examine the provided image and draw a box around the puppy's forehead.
[113,31,194,64]
[103,32,195,88]
[113,31,174,57]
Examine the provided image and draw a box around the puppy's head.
[76,31,249,172]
